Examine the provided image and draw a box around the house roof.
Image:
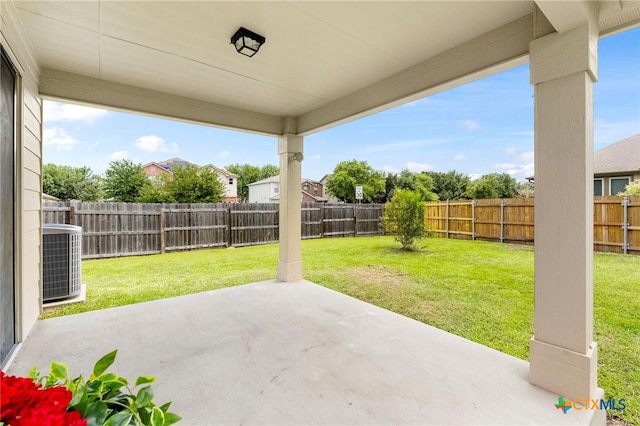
[203,164,239,178]
[157,158,197,171]
[248,176,281,186]
[14,1,638,137]
[594,134,640,175]
[142,161,171,172]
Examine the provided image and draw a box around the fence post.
[69,205,75,225]
[471,200,476,240]
[160,208,166,254]
[227,206,233,247]
[320,204,324,238]
[500,199,505,243]
[353,205,358,237]
[445,200,450,239]
[622,197,629,254]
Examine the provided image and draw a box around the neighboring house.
[142,161,172,183]
[319,174,341,203]
[247,176,281,203]
[157,157,195,172]
[142,159,239,202]
[203,164,239,203]
[594,134,640,196]
[248,176,328,203]
[526,134,640,196]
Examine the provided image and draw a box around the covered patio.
[2,1,640,425]
[9,280,595,425]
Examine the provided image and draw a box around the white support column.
[529,24,603,406]
[277,134,303,282]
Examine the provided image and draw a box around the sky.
[43,27,640,183]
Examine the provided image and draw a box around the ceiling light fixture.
[231,27,266,57]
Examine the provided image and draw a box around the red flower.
[0,370,87,426]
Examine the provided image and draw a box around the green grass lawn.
[42,237,640,424]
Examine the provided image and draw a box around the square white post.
[529,23,603,407]
[277,134,303,281]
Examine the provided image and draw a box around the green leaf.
[97,373,119,382]
[135,375,156,386]
[27,366,40,380]
[139,408,151,425]
[136,385,154,408]
[104,412,133,426]
[164,412,182,426]
[159,402,171,413]
[50,361,68,381]
[85,401,109,426]
[87,379,104,397]
[150,406,165,426]
[93,350,118,377]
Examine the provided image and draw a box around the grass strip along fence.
[43,201,384,259]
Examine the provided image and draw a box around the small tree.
[619,181,640,196]
[162,164,225,203]
[43,164,102,201]
[326,159,385,203]
[382,189,426,250]
[103,160,151,202]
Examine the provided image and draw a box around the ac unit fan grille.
[42,226,82,301]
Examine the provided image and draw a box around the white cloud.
[136,135,171,153]
[43,127,79,150]
[108,150,128,161]
[505,163,534,180]
[382,165,401,174]
[461,120,479,130]
[519,151,534,162]
[311,154,322,160]
[219,150,230,158]
[468,173,482,181]
[406,161,433,173]
[44,101,108,124]
[453,153,467,161]
[504,147,517,155]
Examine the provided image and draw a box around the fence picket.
[42,202,384,259]
[424,196,639,254]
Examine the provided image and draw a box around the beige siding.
[1,1,42,342]
[23,126,40,156]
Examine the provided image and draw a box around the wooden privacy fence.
[43,201,384,259]
[424,196,640,255]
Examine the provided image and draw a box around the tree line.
[43,158,537,203]
[324,159,534,203]
[43,161,279,203]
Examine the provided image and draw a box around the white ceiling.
[10,1,640,135]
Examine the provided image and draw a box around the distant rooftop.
[594,133,640,175]
[158,157,197,172]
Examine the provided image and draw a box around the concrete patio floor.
[9,280,599,425]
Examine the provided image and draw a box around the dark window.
[594,179,603,196]
[610,177,630,195]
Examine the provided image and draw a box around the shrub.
[382,189,426,250]
[619,180,640,196]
